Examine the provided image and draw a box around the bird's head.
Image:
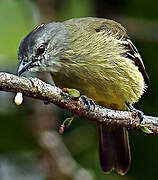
[17,22,68,76]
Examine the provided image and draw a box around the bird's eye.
[36,44,46,55]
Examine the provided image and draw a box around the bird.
[17,17,150,175]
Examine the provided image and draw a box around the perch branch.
[0,72,158,134]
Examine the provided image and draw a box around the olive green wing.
[94,19,150,89]
[64,17,128,37]
[64,17,150,89]
[93,18,129,38]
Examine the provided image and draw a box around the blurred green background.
[0,0,158,179]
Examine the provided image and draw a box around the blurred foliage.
[0,0,37,63]
[123,0,158,19]
[59,0,94,20]
[0,0,158,180]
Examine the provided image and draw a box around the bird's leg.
[62,87,95,111]
[80,95,95,111]
[126,102,144,123]
[126,103,153,134]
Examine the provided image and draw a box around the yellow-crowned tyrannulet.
[17,17,150,175]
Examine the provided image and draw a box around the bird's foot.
[126,103,153,134]
[80,95,95,111]
[126,103,144,123]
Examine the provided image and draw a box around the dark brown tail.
[97,123,131,175]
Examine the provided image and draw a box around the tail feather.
[97,123,131,175]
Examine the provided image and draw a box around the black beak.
[17,61,34,76]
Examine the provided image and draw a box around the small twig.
[0,72,157,134]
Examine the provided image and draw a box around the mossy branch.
[0,72,157,134]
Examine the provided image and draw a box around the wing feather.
[123,38,150,89]
[96,20,150,89]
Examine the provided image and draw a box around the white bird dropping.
[14,92,23,105]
